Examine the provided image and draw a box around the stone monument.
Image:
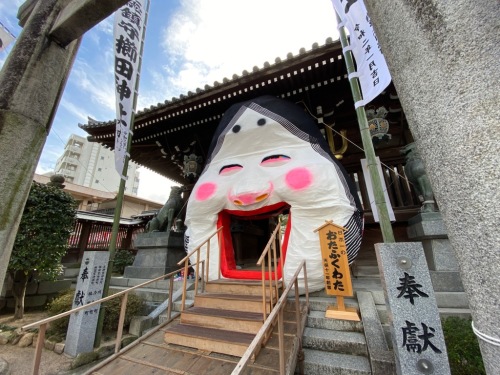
[376,242,451,374]
[65,251,110,357]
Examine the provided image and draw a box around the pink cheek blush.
[195,182,217,201]
[285,167,312,190]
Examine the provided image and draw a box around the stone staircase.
[104,246,471,374]
[296,250,471,375]
[299,290,377,374]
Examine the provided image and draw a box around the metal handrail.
[22,267,185,375]
[24,226,223,374]
[177,227,222,311]
[256,224,282,321]
[231,260,309,375]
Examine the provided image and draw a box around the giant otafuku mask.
[185,95,363,292]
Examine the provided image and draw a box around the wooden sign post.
[314,220,360,321]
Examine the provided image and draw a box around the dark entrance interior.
[217,203,289,279]
[230,216,280,269]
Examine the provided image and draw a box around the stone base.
[407,212,447,240]
[430,271,464,292]
[422,238,459,271]
[123,266,176,279]
[134,231,184,248]
[129,316,152,337]
[407,212,460,272]
[124,231,186,279]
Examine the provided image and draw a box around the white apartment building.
[55,134,140,195]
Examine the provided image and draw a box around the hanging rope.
[297,100,417,191]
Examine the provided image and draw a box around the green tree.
[8,181,77,319]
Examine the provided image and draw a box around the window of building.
[95,179,99,184]
[98,168,102,172]
[100,156,104,160]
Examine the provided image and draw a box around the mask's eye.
[219,164,243,175]
[261,154,291,167]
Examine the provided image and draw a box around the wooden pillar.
[77,222,92,262]
[121,226,135,251]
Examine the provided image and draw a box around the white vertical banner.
[113,0,148,179]
[360,157,395,223]
[331,0,391,107]
[0,21,16,52]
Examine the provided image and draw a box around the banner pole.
[94,0,150,348]
[335,12,395,243]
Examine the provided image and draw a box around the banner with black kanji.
[331,0,391,108]
[113,0,148,178]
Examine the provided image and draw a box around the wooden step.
[205,279,282,297]
[181,306,264,334]
[194,292,273,313]
[164,323,255,357]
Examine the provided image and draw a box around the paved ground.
[0,311,73,375]
[0,343,73,375]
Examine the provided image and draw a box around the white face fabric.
[185,96,363,293]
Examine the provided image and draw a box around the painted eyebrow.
[219,164,243,174]
[261,155,291,163]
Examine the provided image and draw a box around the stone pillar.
[0,0,81,291]
[364,1,500,372]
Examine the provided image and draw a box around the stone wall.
[0,274,71,312]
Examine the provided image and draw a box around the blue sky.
[0,0,339,202]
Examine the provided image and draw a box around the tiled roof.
[79,37,339,130]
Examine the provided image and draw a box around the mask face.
[185,96,363,292]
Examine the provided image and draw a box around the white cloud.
[96,16,114,36]
[35,162,55,176]
[137,69,176,109]
[10,0,340,201]
[137,0,338,111]
[60,98,93,123]
[137,167,180,203]
[71,60,116,114]
[35,144,64,174]
[158,0,338,95]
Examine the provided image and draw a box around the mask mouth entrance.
[218,202,290,280]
